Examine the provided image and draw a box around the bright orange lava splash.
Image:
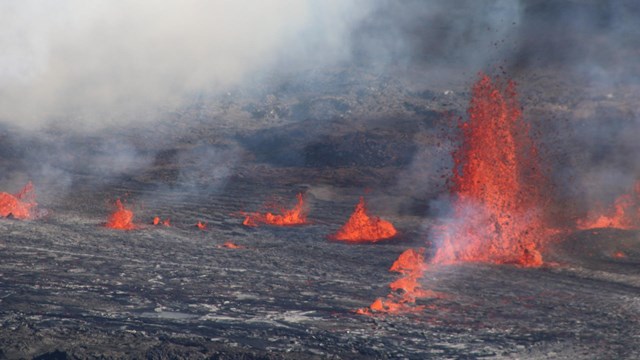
[106,199,137,230]
[432,73,547,267]
[0,182,37,220]
[242,193,307,227]
[577,181,640,230]
[331,197,397,242]
[196,221,207,230]
[356,248,442,315]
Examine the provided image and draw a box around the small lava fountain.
[331,197,397,242]
[0,182,37,220]
[106,199,137,230]
[242,193,308,227]
[577,180,639,230]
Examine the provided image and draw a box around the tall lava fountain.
[358,73,550,315]
[432,73,548,267]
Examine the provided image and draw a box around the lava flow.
[0,182,37,220]
[242,193,307,227]
[106,199,137,230]
[331,197,397,242]
[577,181,639,230]
[432,73,548,267]
[196,221,207,230]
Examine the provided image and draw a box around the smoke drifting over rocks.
[0,0,638,216]
[0,0,370,129]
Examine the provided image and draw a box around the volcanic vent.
[433,73,549,267]
[2,2,640,357]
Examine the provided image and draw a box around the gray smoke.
[0,0,371,130]
[2,0,639,221]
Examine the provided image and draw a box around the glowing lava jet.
[106,199,137,230]
[358,73,549,315]
[242,193,307,227]
[577,181,640,230]
[432,73,548,268]
[331,197,397,242]
[0,182,37,220]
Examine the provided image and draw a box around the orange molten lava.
[613,251,626,259]
[358,73,549,316]
[0,182,37,220]
[106,199,137,230]
[153,217,170,226]
[196,221,207,230]
[357,248,444,315]
[242,193,307,227]
[331,197,397,242]
[432,73,547,267]
[219,241,243,249]
[577,181,640,230]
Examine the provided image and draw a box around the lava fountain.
[577,180,639,230]
[242,193,308,227]
[432,73,548,267]
[106,199,137,230]
[331,197,397,242]
[358,73,549,315]
[0,182,37,220]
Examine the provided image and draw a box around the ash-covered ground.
[0,68,639,359]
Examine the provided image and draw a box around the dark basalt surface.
[1,170,639,359]
[0,70,639,359]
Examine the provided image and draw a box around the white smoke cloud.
[0,0,370,130]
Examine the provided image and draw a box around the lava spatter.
[153,217,171,227]
[0,182,37,220]
[106,199,137,230]
[242,193,308,227]
[331,197,397,242]
[359,73,550,316]
[356,248,441,315]
[577,180,640,230]
[432,73,548,268]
